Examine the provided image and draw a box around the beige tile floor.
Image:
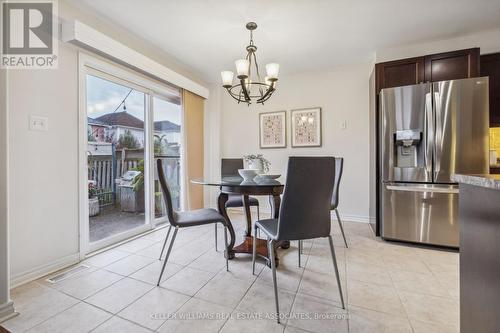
[2,211,459,333]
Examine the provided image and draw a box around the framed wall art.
[259,111,287,149]
[291,107,322,147]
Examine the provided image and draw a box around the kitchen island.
[452,174,500,333]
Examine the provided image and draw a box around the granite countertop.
[452,174,500,190]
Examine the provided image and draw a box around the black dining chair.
[252,157,345,323]
[156,159,229,286]
[331,157,348,247]
[298,157,348,260]
[214,158,260,250]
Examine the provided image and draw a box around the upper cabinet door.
[376,57,425,93]
[480,53,500,126]
[424,48,480,82]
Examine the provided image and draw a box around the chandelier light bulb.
[235,59,250,78]
[221,71,234,88]
[266,63,280,80]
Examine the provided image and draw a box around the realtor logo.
[1,0,58,68]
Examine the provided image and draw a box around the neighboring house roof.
[87,117,108,127]
[154,120,180,132]
[95,111,144,129]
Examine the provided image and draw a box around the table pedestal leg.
[232,194,271,263]
[217,190,289,266]
[242,195,252,237]
[217,192,235,259]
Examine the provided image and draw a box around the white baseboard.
[217,206,370,223]
[10,253,80,288]
[0,300,17,323]
[333,212,370,223]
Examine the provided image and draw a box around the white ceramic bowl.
[258,174,281,180]
[238,169,258,181]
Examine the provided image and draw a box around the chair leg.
[256,205,261,238]
[252,225,258,275]
[223,224,229,272]
[268,239,280,323]
[298,240,302,267]
[328,235,345,309]
[214,224,218,252]
[159,225,172,260]
[335,209,348,248]
[157,227,178,286]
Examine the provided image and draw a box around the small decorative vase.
[248,159,264,173]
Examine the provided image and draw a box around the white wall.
[209,64,372,221]
[1,68,15,320]
[8,43,80,284]
[376,27,500,62]
[7,0,207,286]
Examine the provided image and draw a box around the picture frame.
[259,111,287,149]
[291,107,322,147]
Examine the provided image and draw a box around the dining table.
[191,176,290,266]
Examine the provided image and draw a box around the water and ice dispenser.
[394,130,421,168]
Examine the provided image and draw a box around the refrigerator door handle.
[386,184,459,194]
[424,90,434,179]
[433,85,443,181]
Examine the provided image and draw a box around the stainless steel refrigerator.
[380,77,489,247]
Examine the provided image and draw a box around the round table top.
[191,176,284,188]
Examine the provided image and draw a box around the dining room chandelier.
[221,22,279,105]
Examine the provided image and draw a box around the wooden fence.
[88,150,180,209]
[89,157,140,191]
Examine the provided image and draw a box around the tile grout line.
[88,314,156,333]
[385,248,424,333]
[155,240,244,331]
[283,239,312,332]
[33,228,213,332]
[215,253,275,332]
[19,298,106,333]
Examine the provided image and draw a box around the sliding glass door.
[80,56,183,254]
[152,96,183,224]
[86,74,149,247]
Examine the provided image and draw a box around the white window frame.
[78,52,182,257]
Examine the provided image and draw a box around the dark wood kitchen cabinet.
[480,53,500,127]
[375,48,480,94]
[375,57,425,93]
[424,48,480,82]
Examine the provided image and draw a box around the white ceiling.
[70,0,500,83]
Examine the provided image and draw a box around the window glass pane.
[86,74,146,243]
[153,96,182,218]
